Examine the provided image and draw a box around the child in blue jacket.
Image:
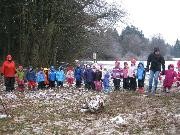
[84,65,95,90]
[26,66,36,90]
[48,66,56,88]
[74,64,83,88]
[102,68,110,93]
[56,66,65,87]
[136,62,146,93]
[36,68,45,90]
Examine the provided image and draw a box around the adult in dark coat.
[2,55,16,92]
[146,47,165,94]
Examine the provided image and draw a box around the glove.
[161,70,165,75]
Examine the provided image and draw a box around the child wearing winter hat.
[123,62,129,90]
[26,66,36,90]
[102,68,110,93]
[48,66,56,88]
[163,64,177,93]
[36,68,46,90]
[111,60,123,90]
[66,65,74,87]
[136,62,146,93]
[56,66,65,87]
[74,63,83,88]
[16,65,25,91]
[84,65,95,90]
[94,65,102,91]
[44,68,49,88]
[128,58,137,91]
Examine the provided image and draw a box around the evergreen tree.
[174,39,180,58]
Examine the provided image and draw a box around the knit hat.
[138,62,144,67]
[131,58,136,64]
[168,64,174,69]
[18,65,23,70]
[154,47,160,53]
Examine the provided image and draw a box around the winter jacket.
[26,70,36,81]
[94,70,102,81]
[2,60,16,77]
[111,67,123,79]
[137,67,145,80]
[163,69,177,87]
[84,68,95,82]
[123,67,129,79]
[147,53,165,72]
[66,70,74,79]
[74,67,83,81]
[16,70,25,80]
[36,71,45,83]
[103,71,110,85]
[128,65,137,78]
[56,69,65,82]
[48,69,56,81]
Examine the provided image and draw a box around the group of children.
[14,59,180,93]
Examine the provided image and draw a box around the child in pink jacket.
[66,66,74,87]
[123,62,129,90]
[163,64,177,93]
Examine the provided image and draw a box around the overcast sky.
[106,0,180,45]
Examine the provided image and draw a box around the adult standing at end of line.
[1,54,16,92]
[146,47,165,95]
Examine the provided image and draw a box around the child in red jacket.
[66,66,74,87]
[163,64,177,93]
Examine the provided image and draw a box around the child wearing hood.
[163,64,177,93]
[56,66,65,87]
[84,65,95,90]
[16,65,25,91]
[66,65,74,87]
[111,60,123,91]
[48,66,56,88]
[74,63,83,88]
[2,54,16,92]
[26,66,36,90]
[36,68,46,90]
[102,68,110,93]
[136,62,146,93]
[44,68,49,88]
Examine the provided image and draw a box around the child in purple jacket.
[111,61,123,90]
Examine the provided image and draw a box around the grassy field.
[0,87,180,135]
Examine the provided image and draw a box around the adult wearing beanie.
[2,55,16,92]
[146,47,165,94]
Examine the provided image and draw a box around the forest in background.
[0,0,180,67]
